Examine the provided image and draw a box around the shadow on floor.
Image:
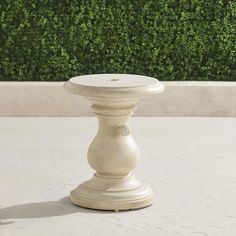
[0,196,106,224]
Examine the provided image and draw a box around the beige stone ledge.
[0,81,236,117]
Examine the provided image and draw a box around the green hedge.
[0,1,235,81]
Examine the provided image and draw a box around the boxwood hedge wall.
[0,1,235,81]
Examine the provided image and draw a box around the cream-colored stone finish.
[64,74,164,210]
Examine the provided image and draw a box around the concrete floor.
[0,117,236,236]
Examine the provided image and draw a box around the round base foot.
[70,173,156,211]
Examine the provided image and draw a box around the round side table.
[64,74,164,211]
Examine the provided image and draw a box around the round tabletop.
[64,74,164,98]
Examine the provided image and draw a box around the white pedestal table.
[64,74,164,210]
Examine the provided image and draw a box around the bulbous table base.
[70,174,155,210]
[64,74,164,211]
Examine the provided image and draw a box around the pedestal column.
[70,103,155,210]
[88,104,139,176]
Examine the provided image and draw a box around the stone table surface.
[0,117,236,236]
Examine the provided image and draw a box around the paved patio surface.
[0,117,236,236]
